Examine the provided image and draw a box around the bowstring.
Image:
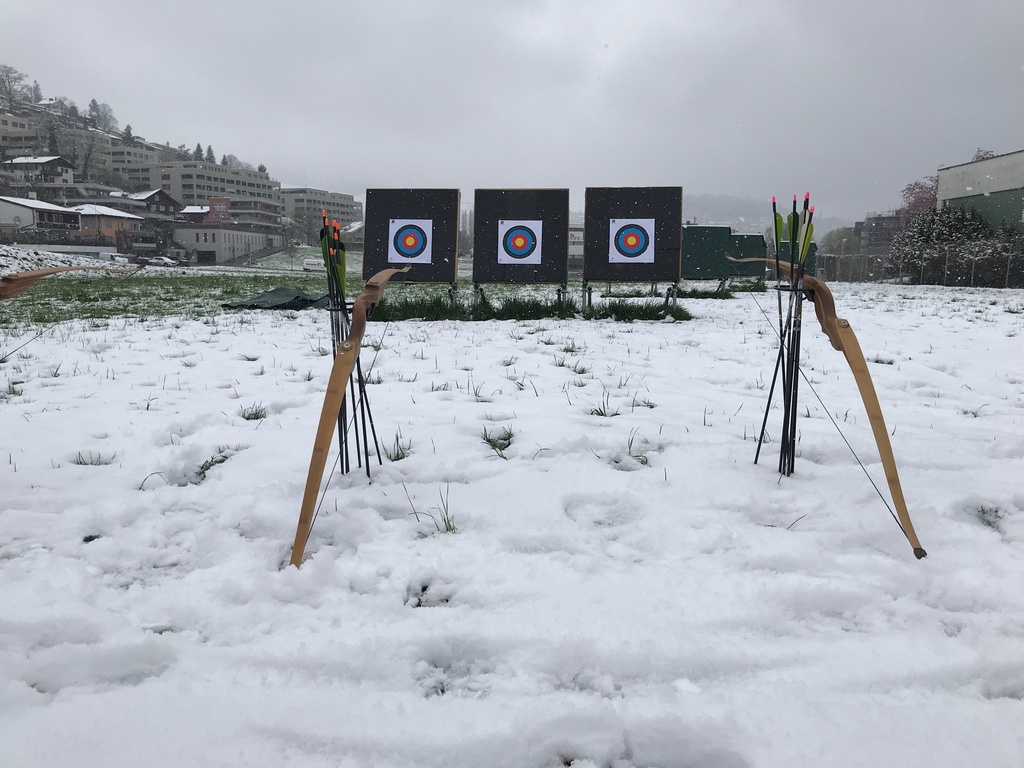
[741,276,910,541]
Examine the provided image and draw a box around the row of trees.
[2,64,119,131]
[817,149,1020,287]
[887,204,1024,288]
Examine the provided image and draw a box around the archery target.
[387,219,433,264]
[497,219,543,265]
[608,218,655,263]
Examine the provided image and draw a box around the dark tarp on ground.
[222,287,328,310]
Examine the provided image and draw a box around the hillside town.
[0,69,363,266]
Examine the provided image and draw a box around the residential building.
[109,188,182,219]
[71,204,143,246]
[854,212,903,255]
[0,195,80,232]
[153,160,280,206]
[937,149,1024,233]
[280,187,362,244]
[1,156,75,185]
[0,112,38,157]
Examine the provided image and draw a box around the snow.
[1,247,1023,767]
[0,196,77,213]
[71,204,145,219]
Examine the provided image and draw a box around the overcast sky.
[5,0,1022,221]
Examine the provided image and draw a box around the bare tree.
[0,64,29,108]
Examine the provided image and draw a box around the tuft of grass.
[195,452,229,482]
[627,427,649,465]
[481,425,514,459]
[590,391,620,417]
[384,430,412,461]
[240,402,267,421]
[72,450,117,466]
[403,483,457,534]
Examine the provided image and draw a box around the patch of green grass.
[0,272,715,330]
[0,272,333,326]
[240,402,267,421]
[587,300,692,322]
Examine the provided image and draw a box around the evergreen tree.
[205,145,215,163]
[192,142,204,161]
[31,80,42,103]
[257,163,267,174]
[122,124,135,145]
[220,154,228,166]
[46,119,59,154]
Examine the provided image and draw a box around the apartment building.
[280,187,362,244]
[151,160,282,230]
[0,112,38,157]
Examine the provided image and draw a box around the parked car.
[147,256,177,267]
[303,258,327,272]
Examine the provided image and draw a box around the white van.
[303,258,327,272]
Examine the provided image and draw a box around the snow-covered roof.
[0,195,78,213]
[180,205,210,214]
[2,156,70,165]
[127,190,161,200]
[71,204,144,219]
[342,221,365,233]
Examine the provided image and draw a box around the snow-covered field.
[2,250,1023,767]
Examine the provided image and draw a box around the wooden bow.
[729,257,927,559]
[289,266,409,567]
[1,265,136,300]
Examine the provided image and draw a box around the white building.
[0,195,80,232]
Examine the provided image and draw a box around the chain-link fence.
[816,246,1024,288]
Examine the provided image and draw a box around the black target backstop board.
[582,187,682,283]
[472,189,569,284]
[362,188,461,282]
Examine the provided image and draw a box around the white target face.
[387,219,433,264]
[497,219,543,265]
[608,218,655,264]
